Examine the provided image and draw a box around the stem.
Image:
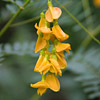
[9,1,21,8]
[0,0,30,37]
[62,1,72,7]
[82,25,100,47]
[55,0,100,45]
[11,16,40,27]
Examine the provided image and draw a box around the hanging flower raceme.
[31,0,71,96]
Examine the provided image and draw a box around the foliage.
[68,46,100,99]
[0,0,100,100]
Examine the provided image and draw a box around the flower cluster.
[30,0,71,96]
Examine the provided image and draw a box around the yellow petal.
[30,81,48,88]
[57,52,65,57]
[39,18,46,28]
[45,7,62,22]
[52,7,62,19]
[49,58,62,76]
[56,53,67,69]
[45,9,53,22]
[55,43,71,52]
[37,56,51,74]
[50,65,57,75]
[37,88,47,96]
[43,34,50,40]
[35,18,46,34]
[34,36,46,53]
[34,55,44,72]
[46,74,60,92]
[40,27,52,34]
[42,67,50,75]
[35,23,40,34]
[35,23,39,30]
[39,62,51,75]
[65,49,70,53]
[35,23,52,34]
[52,25,69,41]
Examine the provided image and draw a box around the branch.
[0,0,30,37]
[11,16,40,27]
[55,0,100,45]
[82,25,100,47]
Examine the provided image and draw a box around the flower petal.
[52,25,69,41]
[52,7,62,19]
[55,43,71,52]
[45,7,62,22]
[45,9,53,22]
[46,74,60,92]
[49,58,62,76]
[39,18,46,27]
[34,55,44,72]
[56,53,67,69]
[30,81,48,88]
[40,27,52,34]
[39,62,51,75]
[35,36,47,53]
[43,34,50,40]
[37,88,47,96]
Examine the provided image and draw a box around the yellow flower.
[36,54,51,75]
[30,73,60,95]
[35,22,52,34]
[30,80,48,96]
[49,55,62,76]
[34,52,45,72]
[55,42,71,53]
[45,1,62,22]
[34,33,47,53]
[46,73,60,92]
[57,51,64,57]
[45,7,62,22]
[93,0,100,7]
[43,34,51,40]
[37,12,46,34]
[52,22,69,41]
[56,53,67,69]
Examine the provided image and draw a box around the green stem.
[11,16,40,27]
[0,0,30,37]
[55,0,100,45]
[62,1,72,7]
[82,25,100,47]
[9,1,21,8]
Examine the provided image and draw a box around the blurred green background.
[0,0,100,100]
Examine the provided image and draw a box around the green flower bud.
[45,54,49,60]
[40,12,45,18]
[40,49,45,56]
[54,39,59,45]
[52,47,56,53]
[51,54,57,60]
[38,32,43,37]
